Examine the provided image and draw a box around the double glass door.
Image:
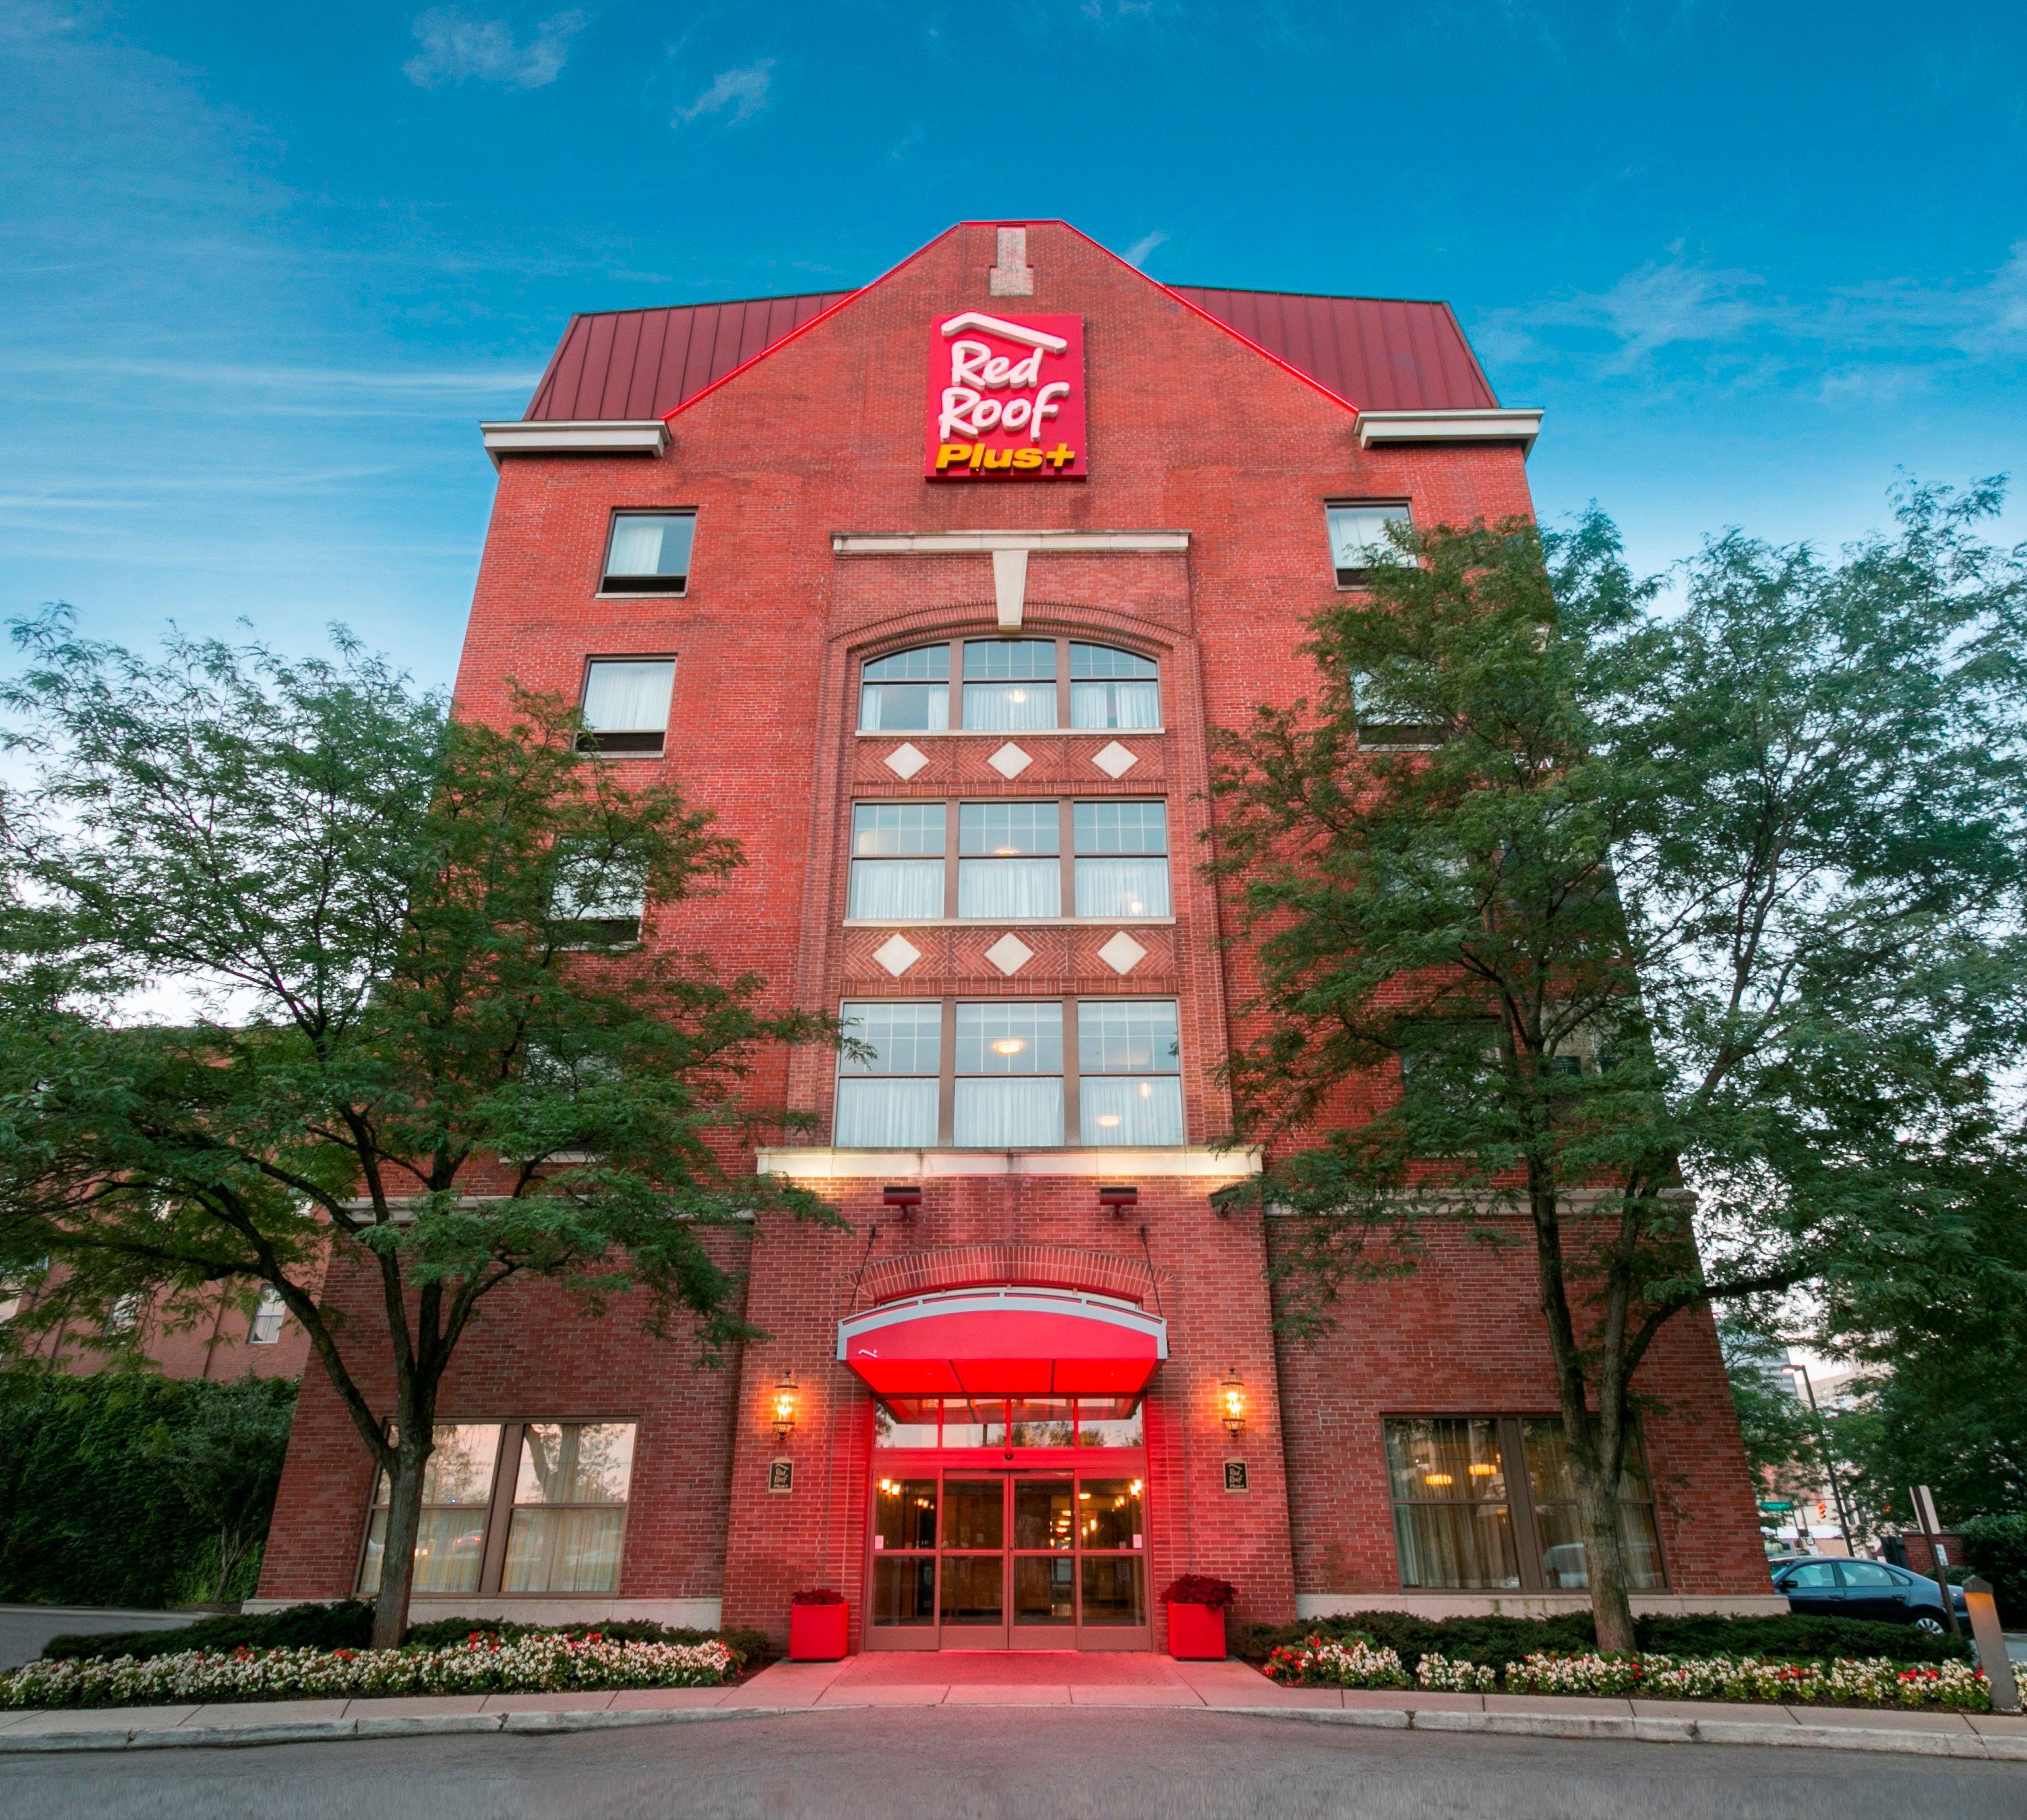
[869,1468,1149,1649]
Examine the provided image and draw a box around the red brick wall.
[260,220,1771,1629]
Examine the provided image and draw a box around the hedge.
[44,1600,773,1671]
[1236,1609,1972,1669]
[1957,1514,2027,1627]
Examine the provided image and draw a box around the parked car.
[1772,1554,1971,1633]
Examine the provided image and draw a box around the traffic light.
[1816,1501,1827,1519]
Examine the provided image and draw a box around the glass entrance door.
[869,1465,1149,1650]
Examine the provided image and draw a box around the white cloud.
[403,8,586,90]
[673,59,775,127]
[1122,230,1168,269]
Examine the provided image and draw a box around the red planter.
[1165,1600,1228,1660]
[789,1602,849,1661]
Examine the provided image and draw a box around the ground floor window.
[358,1419,636,1598]
[1383,1416,1666,1592]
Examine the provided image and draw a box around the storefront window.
[359,1424,500,1596]
[502,1422,635,1594]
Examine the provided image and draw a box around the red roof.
[522,266,1498,423]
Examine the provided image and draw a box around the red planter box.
[789,1602,849,1661]
[1166,1600,1228,1660]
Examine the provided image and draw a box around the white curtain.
[953,1077,1063,1147]
[1079,1076,1184,1145]
[859,682,948,732]
[962,683,1056,731]
[361,1507,487,1595]
[835,1078,940,1148]
[1070,680,1161,729]
[581,661,675,733]
[607,518,667,577]
[504,1507,625,1594]
[850,859,944,920]
[1073,857,1170,917]
[958,857,1060,918]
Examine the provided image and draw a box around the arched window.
[857,638,1161,733]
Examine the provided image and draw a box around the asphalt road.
[2,1709,2021,1820]
[0,1606,193,1671]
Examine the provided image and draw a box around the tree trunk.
[1575,1468,1637,1654]
[371,1399,437,1650]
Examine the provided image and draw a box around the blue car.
[1772,1555,1971,1634]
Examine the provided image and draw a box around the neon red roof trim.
[837,1287,1168,1397]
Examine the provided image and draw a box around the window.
[1352,669,1445,749]
[845,799,1171,923]
[600,512,694,595]
[1070,644,1160,730]
[549,847,647,944]
[1073,801,1170,917]
[102,1292,143,1337]
[835,999,1183,1150]
[1327,503,1412,586]
[860,645,950,733]
[1078,1000,1183,1145]
[849,804,946,920]
[836,1002,942,1149]
[857,640,1160,733]
[577,659,675,756]
[955,1001,1064,1147]
[1383,1416,1666,1592]
[874,1397,1143,1449]
[358,1418,638,1598]
[360,1424,501,1596]
[959,802,1060,918]
[248,1285,286,1346]
[504,1422,635,1593]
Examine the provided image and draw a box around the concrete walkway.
[2,1651,2022,1761]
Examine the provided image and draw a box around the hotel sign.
[926,311,1086,479]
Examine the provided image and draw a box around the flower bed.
[1257,1634,1991,1713]
[0,1630,737,1711]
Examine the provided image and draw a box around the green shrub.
[1236,1608,1970,1668]
[1957,1514,2027,1627]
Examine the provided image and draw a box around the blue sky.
[5,0,2024,688]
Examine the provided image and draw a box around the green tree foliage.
[0,1369,297,1608]
[0,613,839,1645]
[1209,485,2027,1650]
[1717,1321,1827,1515]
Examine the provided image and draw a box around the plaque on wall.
[1223,1459,1250,1494]
[768,1458,794,1494]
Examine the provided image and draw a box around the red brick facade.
[259,221,1774,1644]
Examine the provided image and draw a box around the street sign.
[1757,1500,1794,1512]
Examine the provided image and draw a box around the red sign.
[924,312,1085,479]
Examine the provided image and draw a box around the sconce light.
[882,1183,923,1215]
[1219,1367,1246,1437]
[770,1370,799,1441]
[1097,1184,1139,1217]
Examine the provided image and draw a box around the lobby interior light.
[770,1370,799,1441]
[993,1037,1026,1055]
[1219,1368,1246,1437]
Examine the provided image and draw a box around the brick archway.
[856,1242,1163,1310]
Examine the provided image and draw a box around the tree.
[1209,484,2027,1649]
[1716,1319,1825,1522]
[146,1374,299,1601]
[0,611,837,1645]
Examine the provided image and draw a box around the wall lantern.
[1097,1184,1139,1217]
[770,1370,799,1441]
[1219,1368,1246,1437]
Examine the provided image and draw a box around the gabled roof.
[521,232,1501,423]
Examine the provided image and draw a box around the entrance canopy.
[837,1287,1167,1397]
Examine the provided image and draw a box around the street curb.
[0,1701,2020,1761]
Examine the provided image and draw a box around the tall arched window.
[857,638,1161,733]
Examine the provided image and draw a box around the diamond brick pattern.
[872,933,921,977]
[1097,931,1148,975]
[884,742,929,780]
[987,742,1033,779]
[1091,741,1139,779]
[984,932,1035,976]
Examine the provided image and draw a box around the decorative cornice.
[481,420,670,462]
[1354,408,1543,456]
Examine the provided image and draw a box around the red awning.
[837,1287,1167,1397]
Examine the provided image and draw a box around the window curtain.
[835,1078,940,1148]
[859,682,949,732]
[504,1508,625,1593]
[581,661,675,732]
[957,858,1060,918]
[849,859,944,920]
[606,518,667,576]
[1079,1076,1184,1145]
[1072,857,1170,917]
[1391,1505,1519,1590]
[361,1507,487,1595]
[961,683,1056,731]
[953,1077,1063,1147]
[1070,679,1161,729]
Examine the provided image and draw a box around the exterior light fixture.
[992,1037,1026,1056]
[1098,1184,1139,1216]
[882,1183,923,1214]
[1219,1368,1246,1437]
[770,1370,799,1441]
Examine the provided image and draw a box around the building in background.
[256,222,1779,1647]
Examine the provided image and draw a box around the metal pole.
[1910,1484,1964,1640]
[1789,1364,1857,1550]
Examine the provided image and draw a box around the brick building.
[256,221,1778,1647]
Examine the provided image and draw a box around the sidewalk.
[2,1652,2022,1761]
